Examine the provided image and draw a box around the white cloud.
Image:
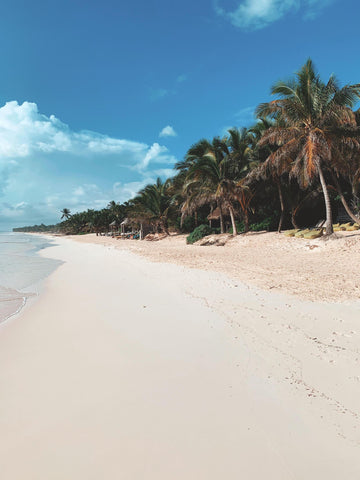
[214,0,334,30]
[0,101,148,160]
[112,179,153,202]
[132,142,177,173]
[0,182,110,228]
[0,100,177,177]
[153,168,175,178]
[0,100,179,228]
[159,125,177,138]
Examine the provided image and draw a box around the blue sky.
[0,0,359,229]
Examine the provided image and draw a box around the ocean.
[0,233,61,324]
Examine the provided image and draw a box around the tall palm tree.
[227,127,256,232]
[60,208,71,220]
[256,59,360,234]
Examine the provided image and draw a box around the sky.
[0,0,359,230]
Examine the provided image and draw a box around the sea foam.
[0,233,61,323]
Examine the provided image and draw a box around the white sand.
[68,230,360,302]
[1,236,360,479]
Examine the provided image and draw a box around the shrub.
[186,224,212,244]
[250,219,272,231]
[229,221,245,234]
[174,214,209,233]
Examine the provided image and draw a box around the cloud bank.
[0,101,178,228]
[0,101,176,172]
[0,101,147,159]
[214,0,334,30]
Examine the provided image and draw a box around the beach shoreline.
[1,234,360,478]
[0,233,61,325]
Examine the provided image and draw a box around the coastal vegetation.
[14,60,360,238]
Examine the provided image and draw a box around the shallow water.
[0,233,61,323]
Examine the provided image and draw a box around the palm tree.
[227,127,256,232]
[132,177,174,234]
[256,59,360,235]
[330,109,360,223]
[227,128,252,170]
[247,118,291,232]
[176,139,218,229]
[107,200,126,224]
[183,136,240,234]
[60,208,71,220]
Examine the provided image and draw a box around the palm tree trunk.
[229,205,237,235]
[276,177,285,233]
[218,203,225,234]
[331,173,360,224]
[291,210,299,229]
[243,210,249,233]
[318,164,333,235]
[194,211,198,227]
[351,182,359,213]
[160,219,169,235]
[180,212,185,228]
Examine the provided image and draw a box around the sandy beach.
[69,230,360,302]
[1,233,360,479]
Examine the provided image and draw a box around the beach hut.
[207,206,231,231]
[109,220,118,235]
[120,218,130,235]
[207,207,221,228]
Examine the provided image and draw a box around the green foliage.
[12,61,360,238]
[131,177,174,233]
[228,218,275,233]
[186,224,212,244]
[174,213,209,233]
[13,224,58,233]
[250,219,273,231]
[229,221,244,234]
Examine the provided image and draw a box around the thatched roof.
[120,217,130,226]
[109,220,118,227]
[207,207,229,220]
[207,207,221,220]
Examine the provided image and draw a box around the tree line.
[14,60,360,237]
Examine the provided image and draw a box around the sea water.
[0,233,61,324]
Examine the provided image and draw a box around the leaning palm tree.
[256,59,360,235]
[60,208,71,220]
